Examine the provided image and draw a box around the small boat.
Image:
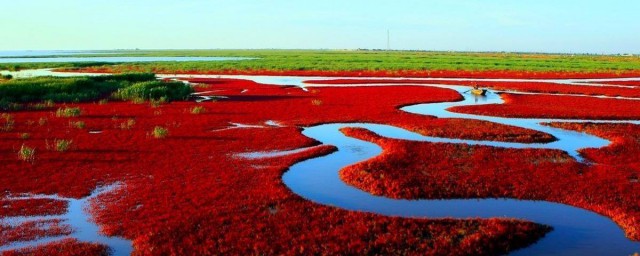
[470,88,488,96]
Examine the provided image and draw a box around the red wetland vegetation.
[598,80,640,87]
[1,73,640,255]
[305,79,640,98]
[62,66,640,79]
[339,123,640,240]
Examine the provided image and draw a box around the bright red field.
[2,74,639,254]
[305,79,640,98]
[62,67,640,79]
[340,123,640,241]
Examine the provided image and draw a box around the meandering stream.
[2,69,640,255]
[220,75,640,255]
[0,184,132,255]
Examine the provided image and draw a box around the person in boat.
[470,83,487,96]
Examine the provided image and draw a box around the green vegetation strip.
[0,73,193,110]
[2,50,640,73]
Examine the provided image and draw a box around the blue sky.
[1,0,638,53]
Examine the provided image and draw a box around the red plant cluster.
[1,220,71,246]
[0,199,67,217]
[131,215,548,255]
[0,78,558,254]
[305,79,640,98]
[185,78,555,143]
[339,124,640,240]
[546,122,640,167]
[599,81,640,87]
[409,119,556,143]
[96,144,548,255]
[60,67,640,79]
[2,238,109,256]
[450,93,640,120]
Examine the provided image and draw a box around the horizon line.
[1,48,638,57]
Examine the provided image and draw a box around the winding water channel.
[0,184,132,255]
[220,75,640,255]
[2,70,640,255]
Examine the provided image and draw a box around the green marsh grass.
[152,126,169,139]
[119,119,136,130]
[70,121,86,129]
[53,139,73,152]
[1,113,15,131]
[20,49,640,74]
[18,144,35,162]
[114,81,193,102]
[190,106,206,114]
[56,107,82,117]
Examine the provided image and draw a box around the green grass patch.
[0,73,196,109]
[190,106,206,114]
[119,119,136,130]
[0,73,156,109]
[53,139,73,152]
[56,107,82,117]
[35,49,640,74]
[152,126,169,138]
[70,121,86,129]
[1,113,15,131]
[113,81,193,102]
[0,61,113,72]
[18,144,35,162]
